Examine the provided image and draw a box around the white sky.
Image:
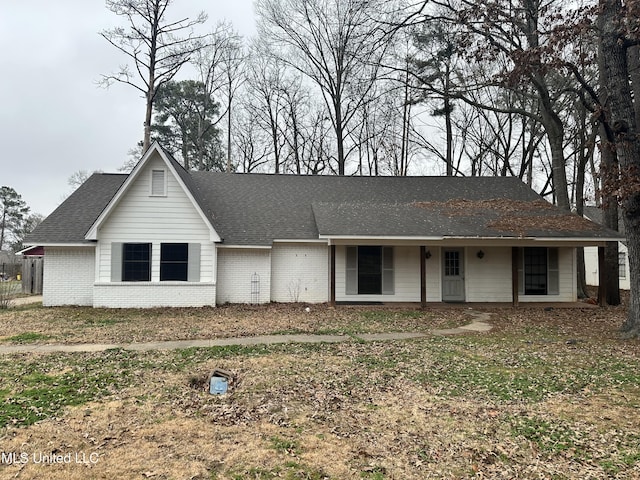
[0,0,256,216]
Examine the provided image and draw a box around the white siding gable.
[95,154,215,284]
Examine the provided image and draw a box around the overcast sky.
[0,0,256,217]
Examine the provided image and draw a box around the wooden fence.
[22,257,43,294]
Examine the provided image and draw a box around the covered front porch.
[326,239,612,308]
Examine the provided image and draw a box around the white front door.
[442,249,465,302]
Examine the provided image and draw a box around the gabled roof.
[83,142,221,242]
[27,147,624,246]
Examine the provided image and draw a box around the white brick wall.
[93,282,216,308]
[271,243,328,303]
[43,247,95,306]
[216,248,271,304]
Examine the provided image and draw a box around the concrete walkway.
[9,295,42,306]
[431,310,493,335]
[0,314,492,355]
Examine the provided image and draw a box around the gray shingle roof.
[583,205,626,235]
[27,169,622,246]
[27,174,127,244]
[190,173,620,244]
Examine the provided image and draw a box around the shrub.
[0,280,17,309]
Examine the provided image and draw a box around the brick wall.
[216,248,271,304]
[270,243,328,303]
[93,283,216,308]
[43,247,95,306]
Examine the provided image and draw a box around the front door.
[442,249,465,302]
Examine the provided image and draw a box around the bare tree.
[256,0,393,175]
[233,108,272,173]
[189,22,245,172]
[407,0,595,210]
[244,47,290,173]
[100,0,207,152]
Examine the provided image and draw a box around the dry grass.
[0,302,639,479]
[0,303,470,345]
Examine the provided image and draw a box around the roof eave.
[319,234,624,246]
[23,242,96,248]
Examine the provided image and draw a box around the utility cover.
[208,368,233,395]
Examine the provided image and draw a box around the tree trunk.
[575,126,588,299]
[544,123,571,211]
[599,122,622,305]
[142,3,161,154]
[335,112,345,176]
[0,209,6,251]
[226,97,233,173]
[400,70,409,177]
[599,0,640,334]
[598,36,622,306]
[628,45,640,128]
[143,89,154,153]
[181,124,190,170]
[535,78,570,210]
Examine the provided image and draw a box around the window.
[151,169,166,196]
[524,247,547,295]
[444,250,461,276]
[619,252,627,279]
[160,243,188,281]
[518,247,559,296]
[346,246,394,295]
[111,242,200,283]
[122,243,151,282]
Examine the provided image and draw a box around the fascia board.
[26,243,96,248]
[216,244,272,250]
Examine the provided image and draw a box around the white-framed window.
[160,243,189,281]
[150,169,167,196]
[619,252,627,279]
[122,243,152,282]
[518,247,560,295]
[110,242,201,282]
[345,246,394,295]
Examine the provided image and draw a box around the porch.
[328,244,610,308]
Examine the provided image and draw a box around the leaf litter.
[0,302,639,479]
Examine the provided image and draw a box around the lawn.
[0,302,638,479]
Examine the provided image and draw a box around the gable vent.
[151,169,166,196]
